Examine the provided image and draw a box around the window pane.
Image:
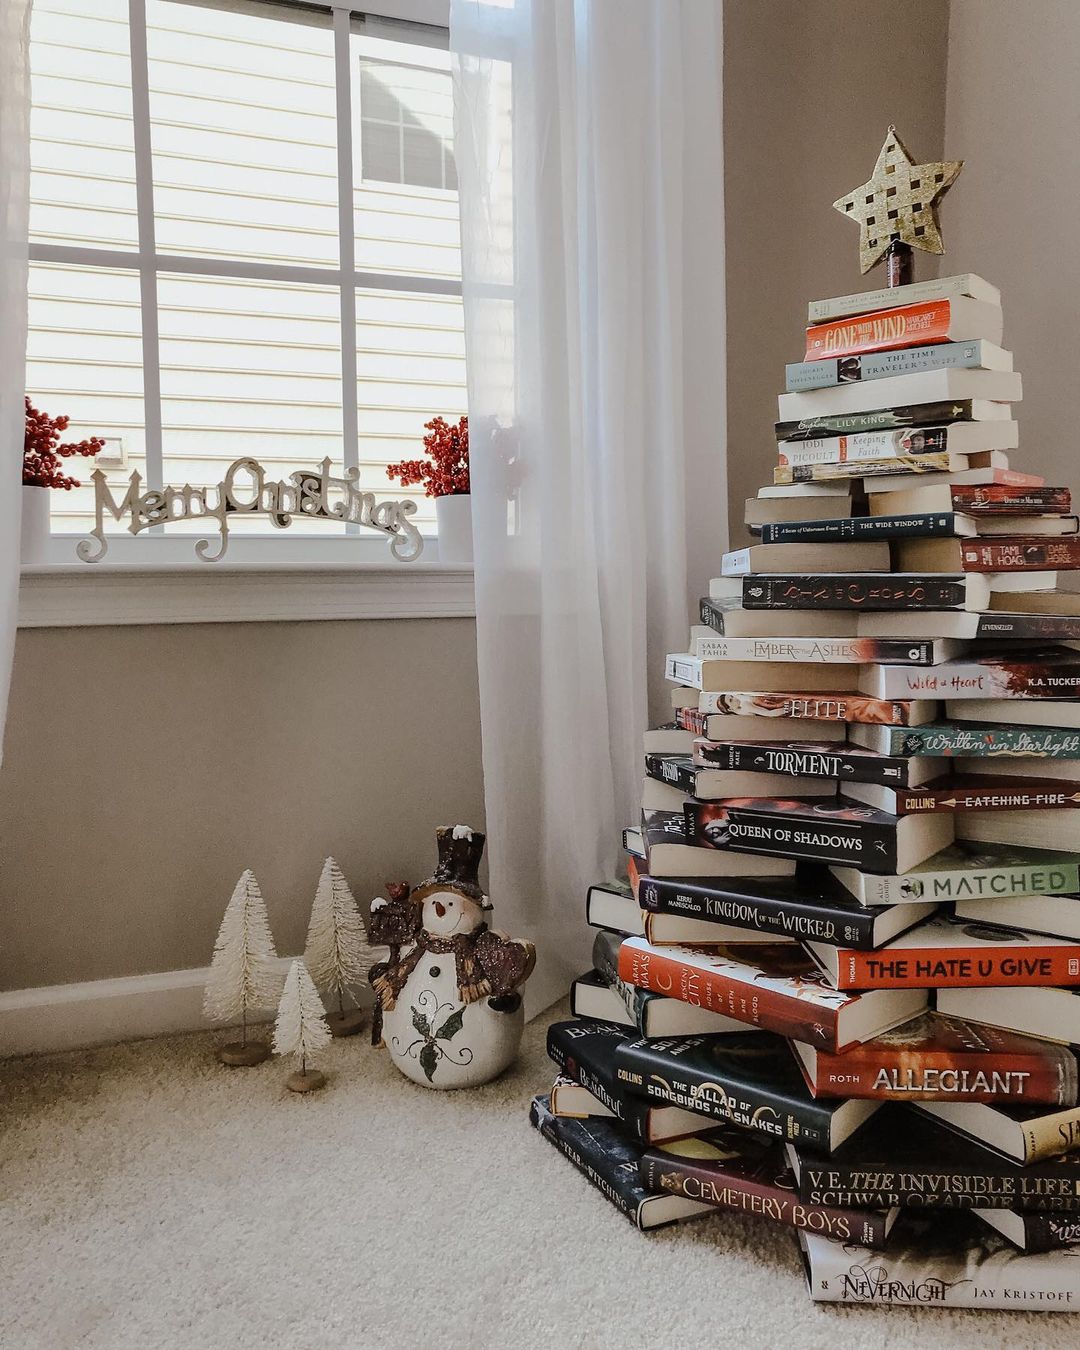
[26,263,145,536]
[157,273,345,534]
[358,288,467,532]
[353,36,461,279]
[146,1,338,267]
[29,0,138,251]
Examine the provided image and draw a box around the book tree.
[203,869,281,1066]
[303,856,376,1037]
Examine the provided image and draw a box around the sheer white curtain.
[0,0,31,765]
[451,0,726,1014]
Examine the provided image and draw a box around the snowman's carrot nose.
[434,900,447,918]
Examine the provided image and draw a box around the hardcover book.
[664,652,857,692]
[636,870,935,951]
[549,1070,714,1145]
[954,893,1080,945]
[787,1105,1080,1212]
[785,339,1010,392]
[791,1010,1078,1104]
[692,736,946,787]
[617,936,927,1053]
[803,296,1003,360]
[914,1095,1080,1164]
[849,721,1080,760]
[683,692,937,728]
[831,842,1080,907]
[808,914,1080,991]
[639,1128,898,1248]
[740,573,989,612]
[611,1029,880,1149]
[869,483,1071,517]
[773,452,995,485]
[864,647,1080,701]
[777,367,1021,420]
[697,594,862,637]
[799,1212,1080,1310]
[903,536,1080,573]
[585,879,642,936]
[975,1208,1080,1254]
[937,986,1080,1049]
[847,774,1080,817]
[527,1095,713,1230]
[777,422,1018,466]
[975,612,1080,642]
[572,967,757,1040]
[806,273,1000,323]
[688,626,960,667]
[645,752,828,803]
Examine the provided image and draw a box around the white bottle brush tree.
[274,959,332,1093]
[203,869,281,1066]
[304,856,378,1036]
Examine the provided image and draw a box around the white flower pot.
[21,485,52,565]
[435,492,473,565]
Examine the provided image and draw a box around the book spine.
[986,1212,1080,1253]
[546,1025,625,1116]
[775,454,952,485]
[949,486,1071,513]
[689,803,898,873]
[777,428,951,466]
[614,1039,833,1145]
[976,614,1080,642]
[785,340,995,391]
[698,596,732,633]
[804,300,959,360]
[852,858,1080,905]
[741,574,970,611]
[877,660,1080,701]
[638,1154,891,1247]
[695,693,920,726]
[798,1164,1080,1212]
[760,513,960,544]
[880,723,1080,758]
[637,874,877,948]
[803,1235,1080,1307]
[616,943,843,1053]
[959,538,1080,571]
[689,634,941,666]
[831,944,1080,991]
[776,401,979,442]
[807,277,984,324]
[891,783,1080,814]
[527,1099,641,1224]
[805,1046,1076,1104]
[693,739,920,785]
[644,753,699,795]
[1017,1108,1080,1162]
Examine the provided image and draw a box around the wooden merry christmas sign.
[76,457,425,563]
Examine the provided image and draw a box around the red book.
[804,297,1000,360]
[952,485,1071,513]
[616,936,926,1053]
[639,1129,898,1248]
[960,538,1080,571]
[866,775,1080,816]
[791,1010,1079,1104]
[809,915,1080,991]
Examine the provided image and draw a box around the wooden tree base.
[326,1008,367,1038]
[286,1068,327,1093]
[218,1041,270,1067]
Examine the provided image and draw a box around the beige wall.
[945,0,1078,486]
[723,0,950,542]
[0,620,484,990]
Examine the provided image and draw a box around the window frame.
[25,0,462,571]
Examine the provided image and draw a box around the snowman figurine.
[369,825,535,1089]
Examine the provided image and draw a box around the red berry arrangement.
[23,398,105,489]
[387,415,469,498]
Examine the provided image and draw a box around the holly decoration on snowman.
[369,825,535,1089]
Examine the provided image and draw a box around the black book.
[976,613,1080,642]
[788,1104,1080,1211]
[636,872,934,951]
[612,1031,880,1151]
[683,797,953,875]
[775,400,992,442]
[759,513,965,544]
[527,1095,712,1230]
[740,573,982,612]
[691,737,940,788]
[974,1208,1080,1253]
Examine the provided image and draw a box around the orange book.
[804,297,1000,361]
[809,915,1080,991]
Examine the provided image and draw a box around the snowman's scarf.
[372,925,494,1014]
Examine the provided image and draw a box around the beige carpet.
[1,1003,1076,1350]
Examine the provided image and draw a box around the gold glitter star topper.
[834,126,963,275]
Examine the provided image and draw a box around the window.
[26,0,464,549]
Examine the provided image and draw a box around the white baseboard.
[0,957,319,1058]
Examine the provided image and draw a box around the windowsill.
[19,538,475,627]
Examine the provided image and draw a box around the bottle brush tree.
[274,959,332,1093]
[304,856,377,1036]
[203,869,281,1066]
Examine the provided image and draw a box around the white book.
[665,653,856,692]
[937,985,1080,1046]
[954,893,1080,943]
[950,699,1080,730]
[777,420,1019,465]
[777,368,1022,421]
[720,541,889,575]
[807,273,1001,323]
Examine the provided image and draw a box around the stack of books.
[528,272,1080,1312]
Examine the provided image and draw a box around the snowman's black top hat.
[412,824,488,905]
